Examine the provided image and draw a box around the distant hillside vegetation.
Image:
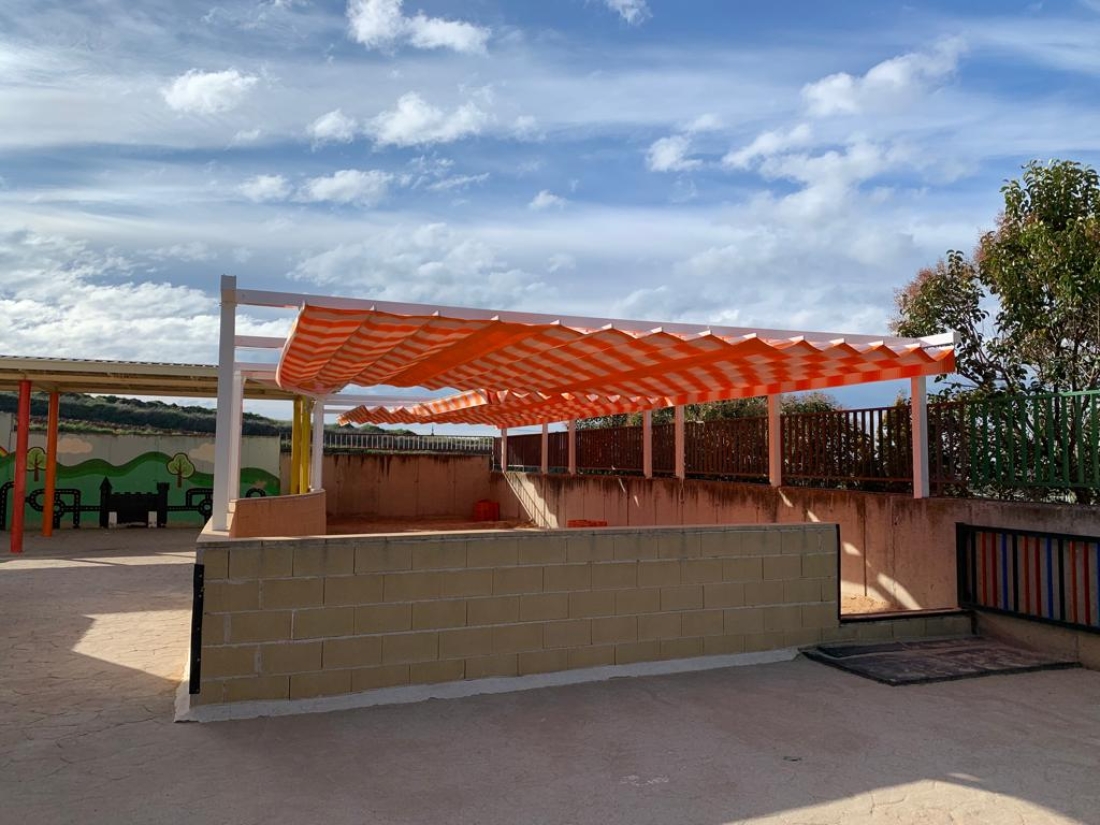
[0,392,403,436]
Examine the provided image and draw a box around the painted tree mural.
[26,446,47,482]
[166,452,195,488]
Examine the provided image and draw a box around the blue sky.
[3,0,1100,425]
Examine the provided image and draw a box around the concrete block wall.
[191,523,839,706]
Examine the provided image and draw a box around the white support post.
[211,275,237,532]
[674,405,686,480]
[768,394,782,488]
[567,420,577,475]
[642,410,653,479]
[540,423,549,475]
[911,376,929,499]
[226,370,244,507]
[311,401,325,491]
[500,428,509,472]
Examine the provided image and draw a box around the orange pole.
[10,380,30,554]
[42,391,59,537]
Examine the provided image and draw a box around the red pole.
[43,391,59,537]
[10,380,31,554]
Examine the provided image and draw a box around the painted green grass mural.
[0,451,280,528]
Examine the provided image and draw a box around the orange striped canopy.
[275,305,954,428]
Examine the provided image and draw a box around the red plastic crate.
[472,499,500,522]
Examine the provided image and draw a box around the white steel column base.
[674,406,685,480]
[540,423,549,475]
[768,394,782,488]
[567,420,577,475]
[911,376,929,499]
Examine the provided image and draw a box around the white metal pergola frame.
[211,275,953,532]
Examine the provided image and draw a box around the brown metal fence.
[548,431,569,471]
[685,418,768,480]
[576,426,643,474]
[782,405,911,485]
[653,423,675,476]
[505,433,543,469]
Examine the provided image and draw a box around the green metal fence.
[931,391,1100,496]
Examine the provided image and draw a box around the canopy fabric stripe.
[276,304,955,428]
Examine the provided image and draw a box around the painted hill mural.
[0,428,280,529]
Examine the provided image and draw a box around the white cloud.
[547,253,576,273]
[723,124,813,169]
[308,109,358,145]
[686,113,721,133]
[802,38,965,116]
[162,69,258,114]
[290,222,552,308]
[604,0,651,25]
[426,173,490,192]
[298,169,392,205]
[230,128,261,145]
[512,115,542,140]
[369,92,489,147]
[347,0,489,54]
[346,0,410,48]
[239,174,291,202]
[144,242,216,262]
[529,190,567,210]
[646,134,701,172]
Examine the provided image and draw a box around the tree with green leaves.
[893,159,1100,394]
[577,392,841,429]
[26,446,46,482]
[166,452,195,488]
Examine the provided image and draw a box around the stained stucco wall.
[490,472,1100,611]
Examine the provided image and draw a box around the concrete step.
[823,609,973,644]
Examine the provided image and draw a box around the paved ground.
[3,530,1100,825]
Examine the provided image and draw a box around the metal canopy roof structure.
[270,305,955,429]
[204,275,958,531]
[0,356,294,399]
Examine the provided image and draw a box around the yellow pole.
[299,398,312,493]
[289,397,301,495]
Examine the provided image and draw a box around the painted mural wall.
[0,426,280,529]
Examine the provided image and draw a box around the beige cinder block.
[197,523,840,708]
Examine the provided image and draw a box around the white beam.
[500,428,509,472]
[911,376,929,499]
[642,410,653,479]
[322,394,438,406]
[540,422,549,475]
[567,420,577,475]
[768,395,782,488]
[232,285,949,349]
[234,335,286,349]
[211,275,237,532]
[311,402,325,491]
[674,406,685,480]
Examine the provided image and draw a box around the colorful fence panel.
[958,523,1100,632]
